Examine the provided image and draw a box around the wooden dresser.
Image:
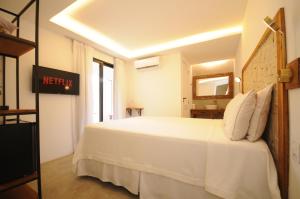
[190,109,225,119]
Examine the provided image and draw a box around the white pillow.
[0,16,17,34]
[223,93,242,125]
[224,90,256,141]
[247,84,273,142]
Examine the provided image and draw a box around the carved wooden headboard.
[242,8,289,199]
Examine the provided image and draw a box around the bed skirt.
[74,159,220,199]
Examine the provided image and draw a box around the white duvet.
[73,117,280,199]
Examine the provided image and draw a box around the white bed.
[73,117,280,199]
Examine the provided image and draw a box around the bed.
[73,8,289,199]
[73,117,280,199]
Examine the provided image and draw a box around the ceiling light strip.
[50,0,243,58]
[128,26,242,58]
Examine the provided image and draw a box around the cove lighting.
[129,26,242,58]
[200,59,231,67]
[198,76,228,84]
[50,0,243,58]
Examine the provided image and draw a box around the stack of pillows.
[223,84,274,142]
[0,16,17,34]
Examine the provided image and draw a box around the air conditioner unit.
[134,56,160,69]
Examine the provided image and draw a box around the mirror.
[193,72,233,99]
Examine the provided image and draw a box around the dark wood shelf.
[0,109,36,116]
[0,32,35,57]
[0,185,37,199]
[0,172,38,192]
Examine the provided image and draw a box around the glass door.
[92,59,114,122]
[102,66,114,121]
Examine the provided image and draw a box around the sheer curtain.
[71,40,94,150]
[113,58,127,119]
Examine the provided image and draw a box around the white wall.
[235,0,296,73]
[181,58,192,117]
[289,0,300,198]
[4,20,116,163]
[235,0,300,198]
[1,21,73,162]
[2,21,75,163]
[192,61,234,76]
[127,53,182,117]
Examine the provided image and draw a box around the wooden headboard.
[242,8,289,199]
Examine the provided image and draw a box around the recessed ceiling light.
[50,0,243,58]
[199,59,231,67]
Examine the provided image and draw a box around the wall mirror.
[192,72,233,99]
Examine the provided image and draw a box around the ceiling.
[0,0,75,21]
[192,59,234,76]
[71,0,246,50]
[1,0,248,64]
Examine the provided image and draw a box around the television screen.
[32,65,80,95]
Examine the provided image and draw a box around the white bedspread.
[73,117,280,199]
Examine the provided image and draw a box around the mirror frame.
[192,72,234,100]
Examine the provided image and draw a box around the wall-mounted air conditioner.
[134,56,160,69]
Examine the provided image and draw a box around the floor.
[3,155,138,199]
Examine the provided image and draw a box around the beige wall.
[126,53,182,117]
[235,0,300,198]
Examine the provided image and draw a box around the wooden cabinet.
[190,109,225,119]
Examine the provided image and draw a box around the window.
[92,59,114,122]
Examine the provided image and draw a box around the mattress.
[73,117,280,199]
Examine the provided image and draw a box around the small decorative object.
[0,105,9,110]
[0,16,17,34]
[126,107,143,116]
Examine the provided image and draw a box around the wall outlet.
[291,141,300,164]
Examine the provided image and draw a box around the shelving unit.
[0,0,41,198]
[0,172,38,191]
[0,109,37,116]
[0,32,36,57]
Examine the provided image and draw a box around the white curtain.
[71,40,94,150]
[113,58,127,119]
